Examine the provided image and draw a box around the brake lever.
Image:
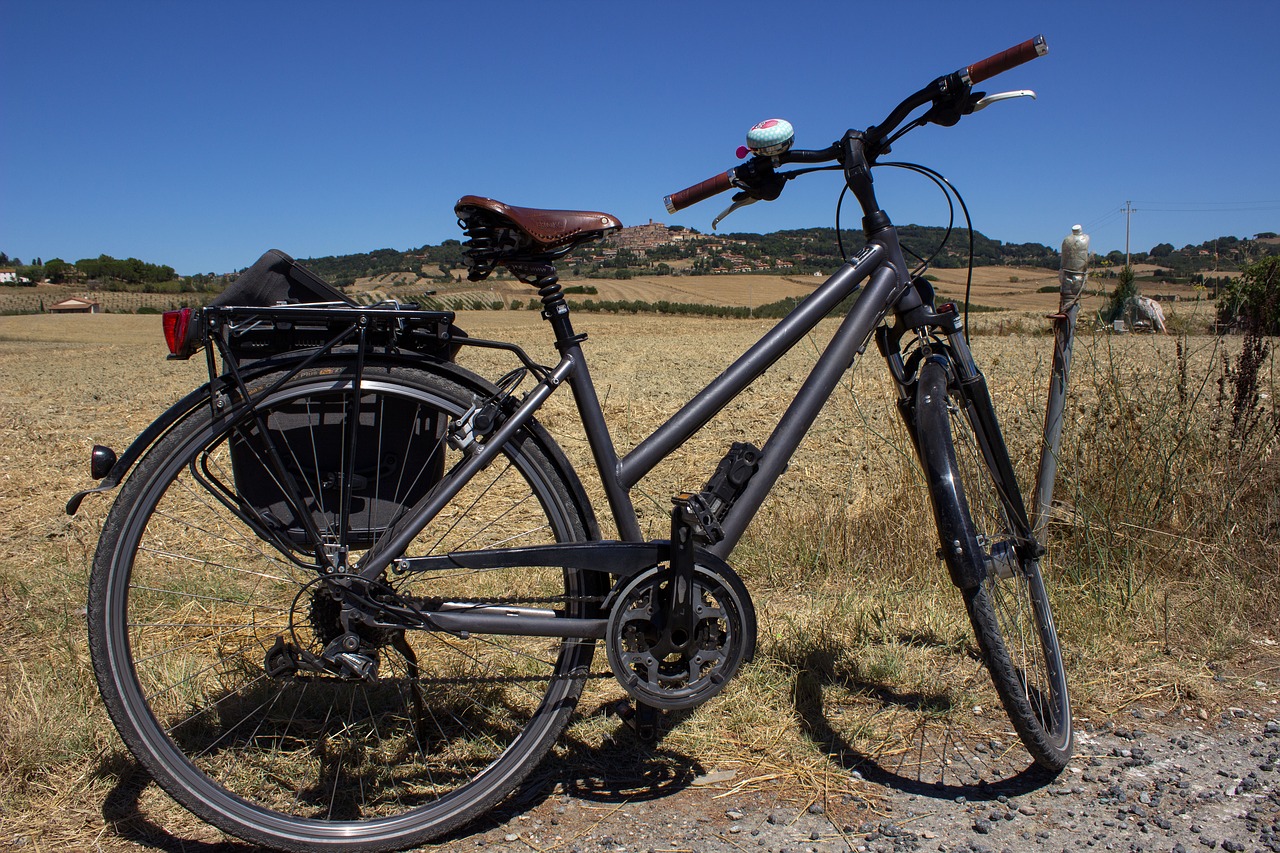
[712,193,758,231]
[972,89,1037,111]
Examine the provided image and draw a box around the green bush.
[1103,266,1137,322]
[1217,256,1280,334]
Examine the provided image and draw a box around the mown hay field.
[0,308,1275,849]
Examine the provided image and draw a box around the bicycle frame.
[355,226,947,581]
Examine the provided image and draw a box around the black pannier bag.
[217,249,455,549]
[211,248,354,309]
[230,389,447,549]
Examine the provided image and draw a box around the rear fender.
[66,381,219,515]
[66,350,471,515]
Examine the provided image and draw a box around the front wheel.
[88,359,604,851]
[914,356,1073,771]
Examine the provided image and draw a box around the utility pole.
[1121,201,1137,267]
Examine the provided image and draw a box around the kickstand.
[612,699,660,742]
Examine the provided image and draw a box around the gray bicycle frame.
[354,233,940,580]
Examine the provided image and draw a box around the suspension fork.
[878,310,1039,581]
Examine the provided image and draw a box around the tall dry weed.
[1049,330,1279,656]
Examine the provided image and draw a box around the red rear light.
[162,308,200,359]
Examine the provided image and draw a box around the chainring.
[606,559,756,711]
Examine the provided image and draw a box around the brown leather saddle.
[455,195,622,281]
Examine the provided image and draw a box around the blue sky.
[2,1,1277,275]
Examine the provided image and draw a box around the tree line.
[4,228,1274,293]
[0,252,175,286]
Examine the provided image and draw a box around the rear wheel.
[915,356,1072,771]
[88,360,604,851]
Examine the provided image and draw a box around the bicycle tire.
[914,356,1073,771]
[89,358,604,852]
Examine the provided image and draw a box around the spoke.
[129,583,289,612]
[132,622,276,666]
[423,633,554,701]
[161,671,271,747]
[170,476,306,574]
[426,459,518,555]
[145,650,265,707]
[298,396,335,539]
[171,470,317,572]
[190,677,284,760]
[445,492,541,553]
[327,688,360,820]
[138,546,295,586]
[151,506,301,579]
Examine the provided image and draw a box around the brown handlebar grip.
[664,170,735,214]
[965,35,1047,85]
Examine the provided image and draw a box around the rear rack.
[203,303,459,362]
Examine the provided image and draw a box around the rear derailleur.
[264,631,380,682]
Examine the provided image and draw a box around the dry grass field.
[0,307,1275,849]
[6,261,1218,321]
[349,262,1220,317]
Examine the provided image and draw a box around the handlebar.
[664,35,1048,213]
[964,35,1047,85]
[664,170,735,214]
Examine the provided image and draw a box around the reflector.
[162,308,195,358]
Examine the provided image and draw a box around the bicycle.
[72,35,1073,852]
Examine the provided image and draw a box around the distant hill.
[4,226,1275,294]
[294,224,1276,287]
[299,241,466,288]
[294,224,1066,286]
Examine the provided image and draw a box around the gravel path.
[456,706,1279,853]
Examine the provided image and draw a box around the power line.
[1132,204,1280,213]
[1131,199,1280,206]
[1082,207,1125,233]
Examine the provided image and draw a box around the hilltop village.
[564,220,807,277]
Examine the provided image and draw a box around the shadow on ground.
[94,643,1060,850]
[790,643,1059,802]
[93,700,703,851]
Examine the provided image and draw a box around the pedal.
[674,492,723,544]
[671,442,762,545]
[700,442,761,521]
[612,699,660,742]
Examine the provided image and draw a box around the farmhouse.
[48,296,101,314]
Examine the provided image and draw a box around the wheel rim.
[946,395,1070,749]
[101,372,593,838]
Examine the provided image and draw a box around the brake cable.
[876,161,978,342]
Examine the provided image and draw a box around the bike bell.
[742,118,794,158]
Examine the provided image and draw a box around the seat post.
[510,261,583,350]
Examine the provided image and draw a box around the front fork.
[877,280,1040,590]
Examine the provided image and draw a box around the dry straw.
[1,306,1274,848]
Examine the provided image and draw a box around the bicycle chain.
[313,588,616,687]
[400,593,607,607]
